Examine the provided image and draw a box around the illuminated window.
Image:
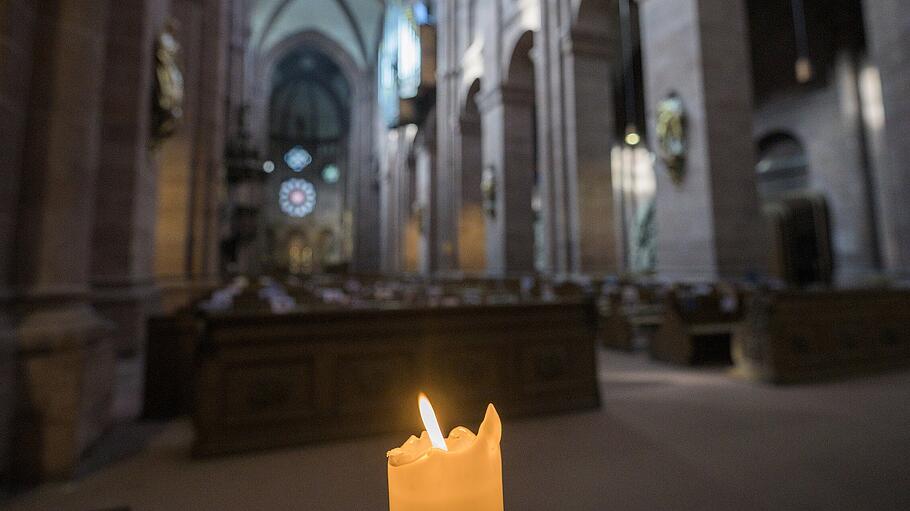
[413,2,429,24]
[322,164,340,184]
[397,14,421,99]
[284,146,313,172]
[279,178,317,218]
[379,1,431,125]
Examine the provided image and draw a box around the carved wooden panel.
[336,353,418,414]
[223,357,315,424]
[734,290,910,383]
[193,301,600,456]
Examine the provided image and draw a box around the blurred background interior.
[1,0,909,509]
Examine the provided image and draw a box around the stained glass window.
[284,146,313,172]
[397,8,421,99]
[322,164,340,184]
[279,178,317,218]
[378,1,432,126]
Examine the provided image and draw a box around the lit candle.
[387,393,503,511]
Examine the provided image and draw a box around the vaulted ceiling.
[250,0,387,69]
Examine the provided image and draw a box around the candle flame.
[418,393,448,452]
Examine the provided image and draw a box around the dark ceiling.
[747,0,866,102]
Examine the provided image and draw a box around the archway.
[263,45,352,274]
[255,30,379,273]
[755,131,833,286]
[459,79,486,273]
[481,31,538,275]
[755,131,809,199]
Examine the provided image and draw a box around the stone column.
[562,18,622,275]
[863,0,910,278]
[352,79,382,274]
[432,0,459,274]
[640,0,768,280]
[13,0,115,480]
[155,0,229,309]
[92,0,166,357]
[458,102,487,272]
[416,123,438,275]
[479,86,538,275]
[379,128,410,273]
[154,0,202,289]
[539,0,567,276]
[0,0,37,481]
[188,0,229,283]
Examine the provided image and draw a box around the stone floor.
[5,349,910,511]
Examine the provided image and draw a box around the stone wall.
[154,0,230,307]
[0,0,37,482]
[753,56,880,283]
[11,0,114,480]
[92,0,169,357]
[640,0,769,280]
[0,0,231,482]
[863,0,910,279]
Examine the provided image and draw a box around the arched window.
[755,131,809,198]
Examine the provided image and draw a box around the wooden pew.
[650,285,745,365]
[144,312,200,419]
[599,284,666,351]
[193,301,600,456]
[598,290,634,350]
[733,288,910,383]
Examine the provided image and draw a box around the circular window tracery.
[279,178,317,218]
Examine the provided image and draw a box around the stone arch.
[481,29,538,274]
[457,70,483,114]
[255,30,365,148]
[504,30,536,90]
[254,29,378,271]
[755,130,810,199]
[756,131,808,171]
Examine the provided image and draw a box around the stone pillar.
[479,86,538,275]
[538,0,567,276]
[0,0,37,481]
[640,0,768,280]
[562,16,622,275]
[155,0,229,309]
[92,0,165,357]
[416,123,438,275]
[458,96,487,272]
[863,0,910,278]
[352,80,382,274]
[379,128,412,274]
[432,0,459,274]
[13,0,115,480]
[188,0,229,283]
[155,0,202,285]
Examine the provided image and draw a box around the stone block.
[0,334,15,484]
[14,309,115,482]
